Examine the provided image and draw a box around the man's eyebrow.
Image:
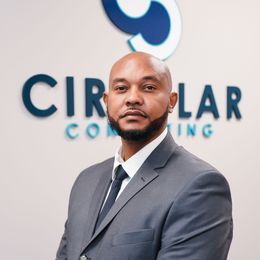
[111,75,161,85]
[141,75,161,83]
[111,78,127,84]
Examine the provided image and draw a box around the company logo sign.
[22,74,242,140]
[20,2,243,140]
[102,0,182,60]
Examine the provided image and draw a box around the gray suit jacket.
[56,132,233,260]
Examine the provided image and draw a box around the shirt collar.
[112,128,168,180]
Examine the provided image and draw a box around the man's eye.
[144,85,156,91]
[115,85,127,91]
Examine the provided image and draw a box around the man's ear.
[103,92,108,107]
[168,92,178,113]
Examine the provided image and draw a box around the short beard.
[107,109,168,142]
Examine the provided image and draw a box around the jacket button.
[80,256,91,260]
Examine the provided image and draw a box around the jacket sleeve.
[156,171,233,260]
[55,169,86,260]
[55,220,68,260]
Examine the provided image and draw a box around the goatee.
[107,109,168,142]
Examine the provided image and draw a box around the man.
[56,52,233,260]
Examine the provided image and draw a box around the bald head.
[103,51,178,143]
[109,52,172,92]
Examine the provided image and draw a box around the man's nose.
[125,87,143,106]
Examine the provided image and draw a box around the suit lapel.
[80,162,113,253]
[87,163,159,247]
[80,132,178,254]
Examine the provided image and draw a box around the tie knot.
[115,165,128,182]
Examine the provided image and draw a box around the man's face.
[103,53,177,141]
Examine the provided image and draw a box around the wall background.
[1,0,259,259]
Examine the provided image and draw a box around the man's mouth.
[121,109,148,118]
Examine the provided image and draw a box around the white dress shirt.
[101,128,168,209]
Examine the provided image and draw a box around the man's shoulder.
[172,146,219,174]
[160,145,231,202]
[77,156,114,180]
[161,145,225,188]
[68,157,113,197]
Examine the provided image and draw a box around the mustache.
[119,108,149,119]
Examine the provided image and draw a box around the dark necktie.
[95,165,128,231]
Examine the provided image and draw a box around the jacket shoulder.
[169,146,220,175]
[158,145,230,199]
[69,157,114,197]
[79,157,114,179]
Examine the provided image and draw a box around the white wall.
[1,0,259,259]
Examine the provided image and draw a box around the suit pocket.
[112,229,154,246]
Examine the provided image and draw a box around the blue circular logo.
[102,0,182,60]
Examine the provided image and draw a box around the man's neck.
[120,128,165,161]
